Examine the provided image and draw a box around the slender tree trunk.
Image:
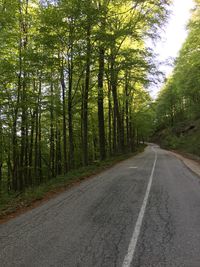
[7,151,12,192]
[34,77,42,184]
[82,22,91,165]
[28,110,35,186]
[125,74,130,149]
[50,81,55,178]
[121,104,125,151]
[38,105,42,182]
[19,0,29,191]
[12,0,24,190]
[56,122,62,175]
[68,47,74,169]
[12,109,19,191]
[108,80,112,156]
[130,114,135,152]
[110,56,117,153]
[60,59,68,173]
[97,46,106,160]
[34,103,39,184]
[110,53,124,153]
[20,78,27,190]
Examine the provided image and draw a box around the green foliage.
[154,1,200,157]
[155,0,200,156]
[156,1,200,129]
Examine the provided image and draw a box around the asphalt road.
[1,144,200,267]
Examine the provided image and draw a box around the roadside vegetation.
[0,144,146,219]
[154,0,200,157]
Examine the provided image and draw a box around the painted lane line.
[122,148,157,267]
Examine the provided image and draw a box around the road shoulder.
[169,150,200,177]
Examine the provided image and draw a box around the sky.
[149,0,195,98]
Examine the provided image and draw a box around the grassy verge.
[0,145,146,220]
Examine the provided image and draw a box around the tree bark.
[108,79,112,156]
[50,81,55,178]
[68,34,74,169]
[97,46,106,160]
[56,122,62,175]
[110,53,124,153]
[82,21,91,165]
[34,77,42,184]
[60,59,68,173]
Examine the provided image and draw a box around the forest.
[155,0,200,156]
[0,0,171,197]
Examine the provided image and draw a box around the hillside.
[154,119,200,158]
[154,1,200,159]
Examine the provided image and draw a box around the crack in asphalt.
[1,146,200,267]
[76,179,142,267]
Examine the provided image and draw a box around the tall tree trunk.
[49,81,55,178]
[12,105,19,191]
[97,46,106,160]
[7,151,12,192]
[56,121,62,175]
[34,77,42,184]
[108,80,112,156]
[12,0,25,190]
[110,56,117,153]
[125,73,130,149]
[82,22,91,165]
[110,53,124,153]
[129,113,135,152]
[121,104,125,151]
[38,105,42,182]
[20,77,27,190]
[19,0,29,191]
[28,110,35,186]
[60,59,68,173]
[68,41,74,169]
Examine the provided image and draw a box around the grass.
[0,145,146,220]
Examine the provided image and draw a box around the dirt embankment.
[153,119,200,158]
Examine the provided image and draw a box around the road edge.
[169,150,200,178]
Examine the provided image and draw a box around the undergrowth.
[0,145,146,219]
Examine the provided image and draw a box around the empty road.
[1,144,200,267]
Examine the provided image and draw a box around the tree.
[0,0,170,193]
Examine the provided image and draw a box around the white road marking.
[129,167,138,169]
[122,147,157,267]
